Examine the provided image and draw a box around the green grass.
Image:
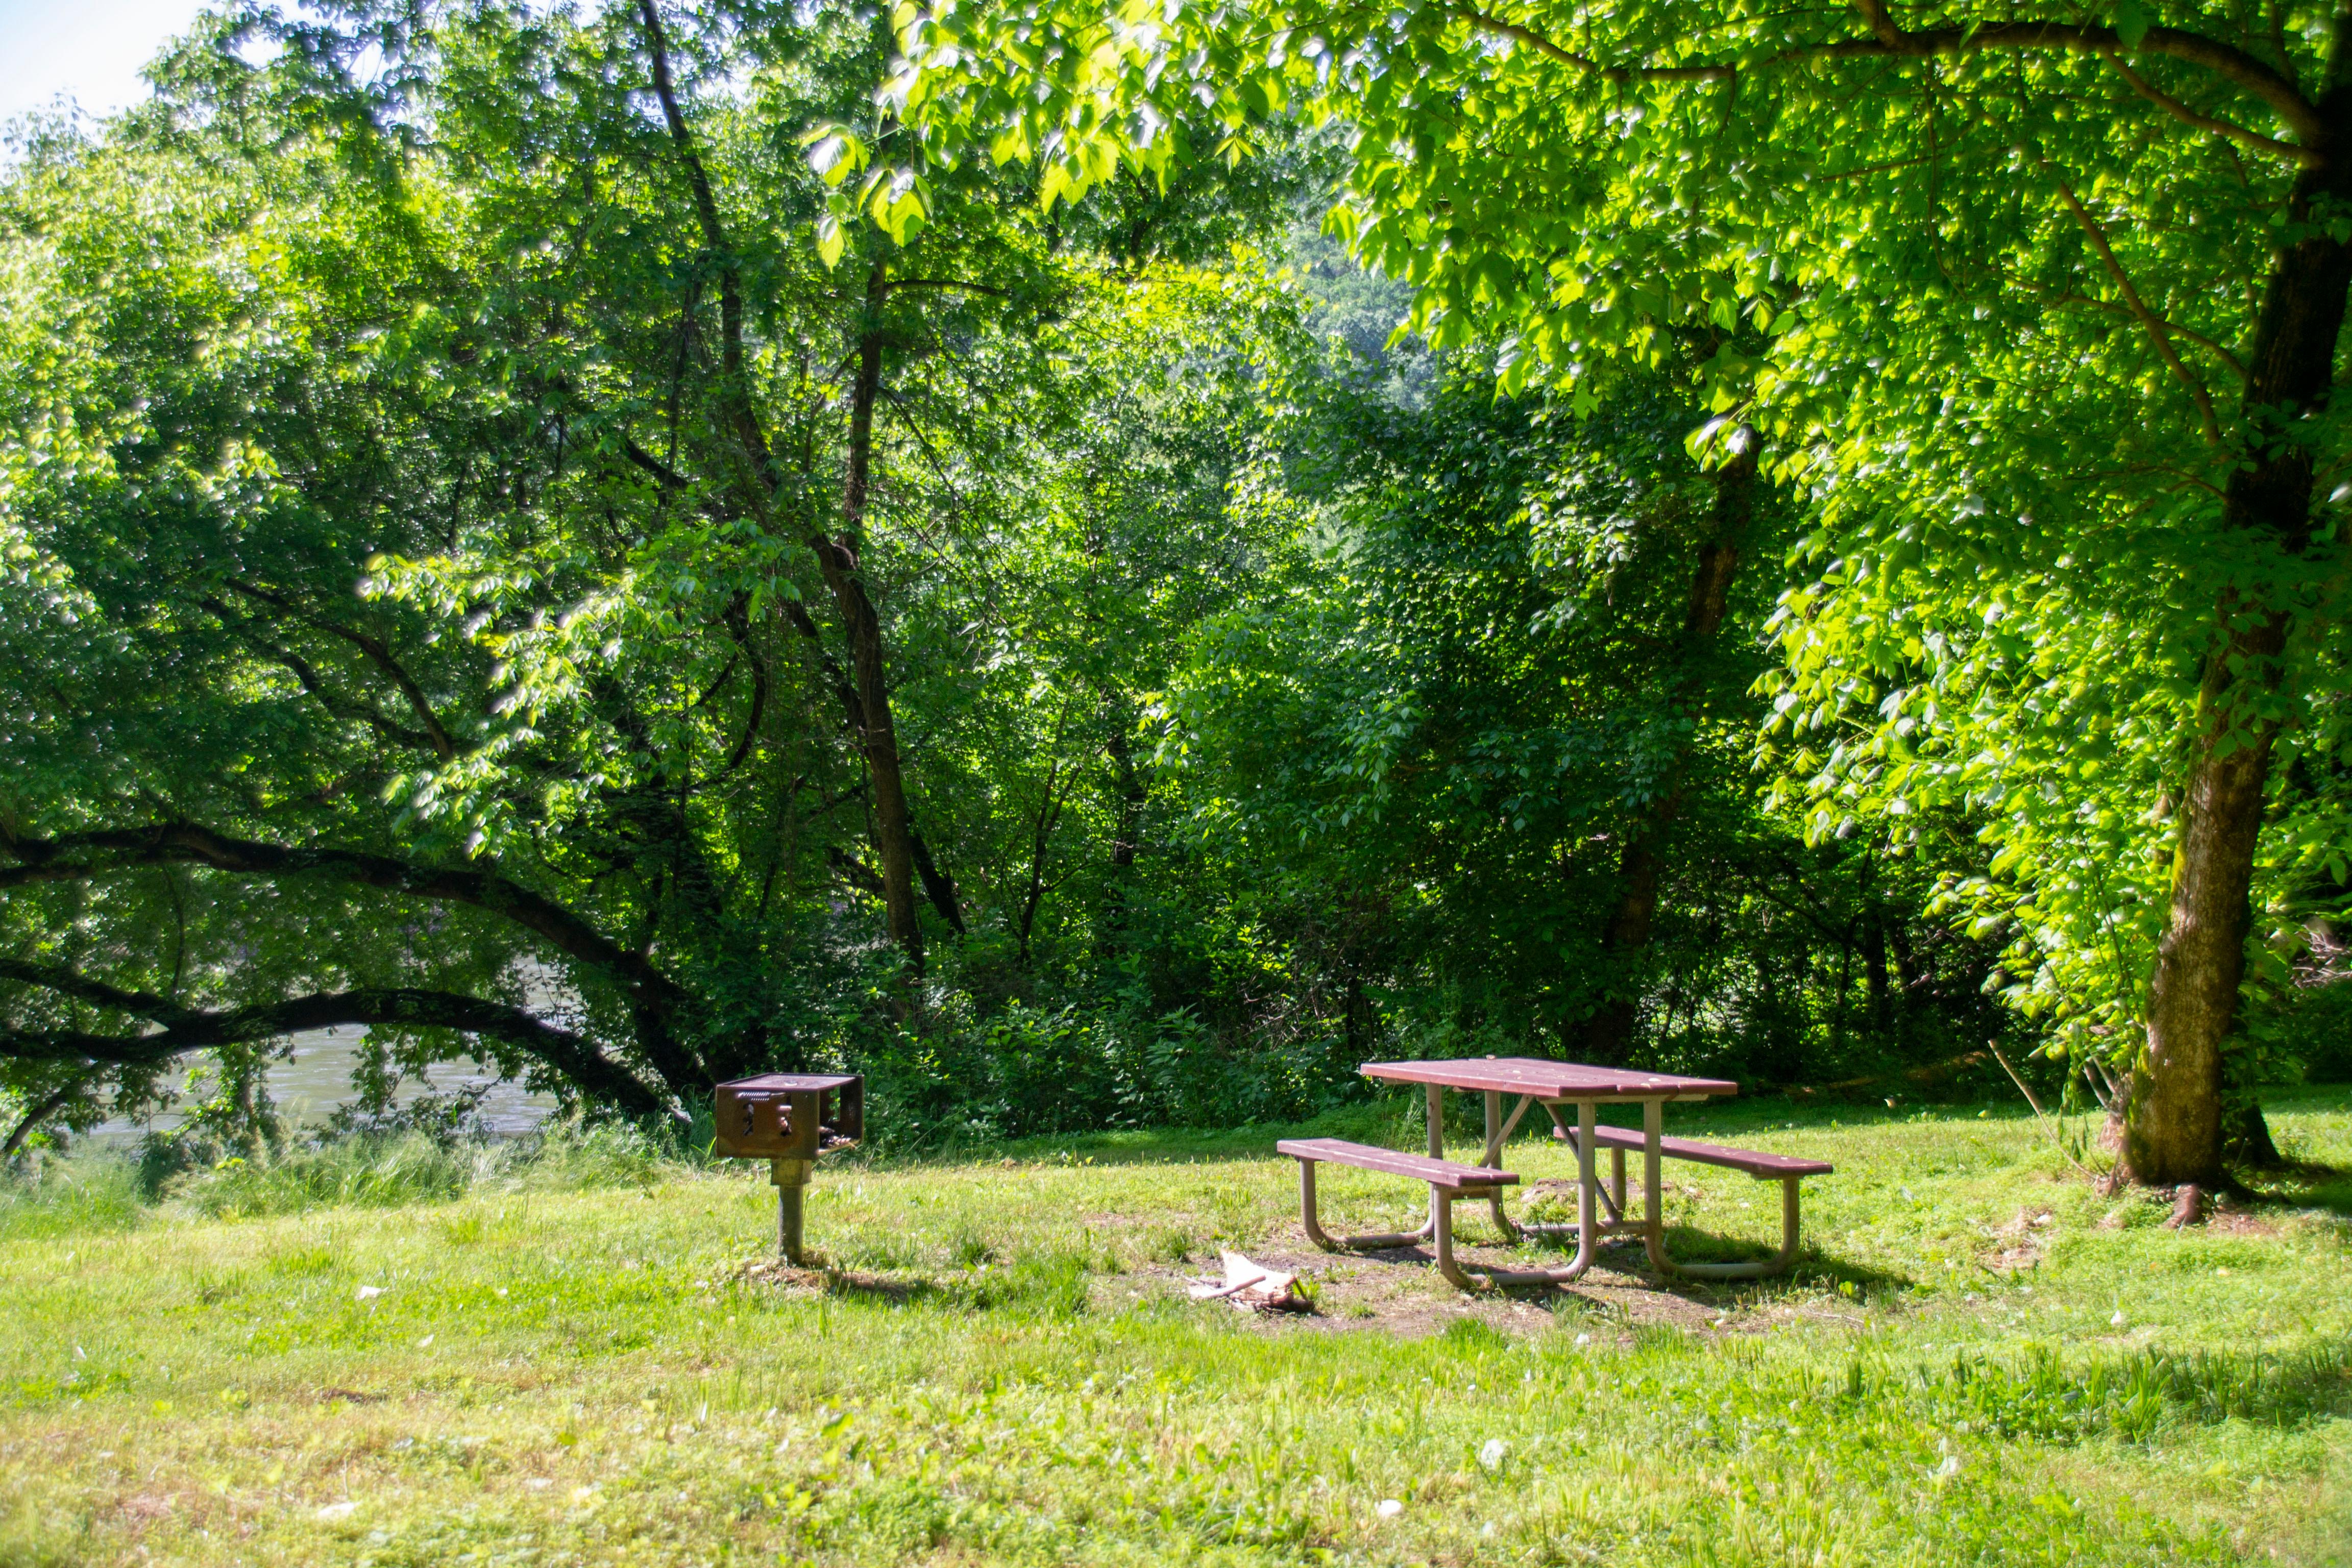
[2,1094,2349,1566]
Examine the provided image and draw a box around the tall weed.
[4,1123,683,1227]
[0,1154,146,1241]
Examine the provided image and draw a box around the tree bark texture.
[2130,34,2352,1185]
[1583,432,1758,1062]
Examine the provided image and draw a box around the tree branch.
[876,277,1013,298]
[0,974,665,1121]
[911,832,966,935]
[0,826,695,1048]
[620,435,692,490]
[203,598,443,752]
[2053,291,2249,382]
[1828,20,2324,145]
[638,0,774,477]
[2098,43,2319,165]
[2041,155,2224,443]
[0,959,192,1024]
[220,580,459,760]
[3,1077,88,1159]
[716,594,768,778]
[826,845,887,897]
[1455,5,1732,81]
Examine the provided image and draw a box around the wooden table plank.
[1358,1057,1737,1101]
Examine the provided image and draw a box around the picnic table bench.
[1563,1123,1833,1280]
[1277,1058,1832,1290]
[1275,1138,1519,1289]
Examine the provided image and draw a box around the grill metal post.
[771,1157,812,1263]
[713,1073,860,1266]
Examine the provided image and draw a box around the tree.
[0,0,1285,1146]
[1150,337,2013,1081]
[890,0,2352,1185]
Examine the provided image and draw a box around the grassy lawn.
[3,1091,2349,1566]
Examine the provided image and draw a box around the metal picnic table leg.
[1641,1098,1665,1275]
[1299,1086,1442,1253]
[1425,1082,1446,1242]
[1637,1098,1804,1280]
[1297,1156,1446,1251]
[1439,1098,1596,1290]
[1569,1099,1597,1278]
[1480,1089,1521,1241]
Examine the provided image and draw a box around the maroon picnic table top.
[1359,1057,1738,1101]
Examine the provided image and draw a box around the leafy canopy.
[881,0,2352,1066]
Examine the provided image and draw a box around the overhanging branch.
[0,825,686,1012]
[2040,154,2224,443]
[0,824,710,1093]
[1456,5,1732,82]
[0,968,666,1120]
[2098,43,2317,165]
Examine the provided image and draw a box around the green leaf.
[2115,0,2149,51]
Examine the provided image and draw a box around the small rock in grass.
[1375,1499,1403,1518]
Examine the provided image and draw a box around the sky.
[0,0,215,126]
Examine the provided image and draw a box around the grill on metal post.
[710,1073,863,1264]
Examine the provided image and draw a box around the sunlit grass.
[1,1092,2347,1565]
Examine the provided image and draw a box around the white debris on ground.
[1187,1251,1309,1313]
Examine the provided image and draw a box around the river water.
[88,1026,561,1142]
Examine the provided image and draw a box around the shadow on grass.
[1512,1222,1913,1299]
[844,1085,2352,1231]
[815,1269,936,1306]
[2242,1164,2352,1216]
[763,1253,1097,1319]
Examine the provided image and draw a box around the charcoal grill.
[712,1073,862,1264]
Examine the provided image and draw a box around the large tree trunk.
[2131,615,2287,1184]
[832,318,926,971]
[2128,64,2352,1184]
[1584,431,1757,1062]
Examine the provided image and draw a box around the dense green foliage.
[13,0,2350,1161]
[888,0,2352,1179]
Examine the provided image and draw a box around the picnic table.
[1278,1057,1832,1291]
